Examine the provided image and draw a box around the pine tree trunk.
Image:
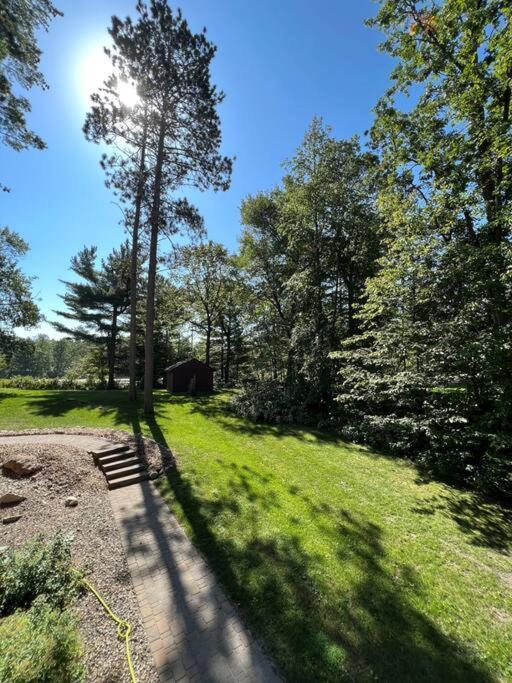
[107,343,115,390]
[128,114,148,402]
[143,117,166,416]
[107,307,118,390]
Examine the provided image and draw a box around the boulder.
[2,457,41,478]
[0,493,26,507]
[2,514,21,524]
[64,496,78,508]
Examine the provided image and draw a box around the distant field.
[1,388,511,682]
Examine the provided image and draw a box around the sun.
[116,80,139,108]
[78,43,139,108]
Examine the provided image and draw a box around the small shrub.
[0,599,84,682]
[0,533,82,616]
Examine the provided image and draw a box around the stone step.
[108,471,150,490]
[91,443,131,460]
[105,462,147,481]
[97,448,138,467]
[102,456,141,473]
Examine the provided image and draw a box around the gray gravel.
[0,441,159,682]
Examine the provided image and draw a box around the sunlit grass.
[0,389,511,681]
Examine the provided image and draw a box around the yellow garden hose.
[78,572,137,683]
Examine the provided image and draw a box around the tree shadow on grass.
[12,389,505,678]
[163,392,348,446]
[146,420,497,683]
[411,491,512,553]
[165,394,512,554]
[22,389,165,438]
[24,389,512,554]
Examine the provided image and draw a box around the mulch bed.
[0,431,173,682]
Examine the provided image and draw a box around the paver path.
[0,433,111,450]
[110,481,281,683]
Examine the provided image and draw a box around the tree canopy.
[0,226,40,333]
[0,0,61,155]
[53,242,131,390]
[331,0,512,495]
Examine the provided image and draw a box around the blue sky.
[4,0,392,337]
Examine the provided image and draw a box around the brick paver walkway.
[110,481,281,683]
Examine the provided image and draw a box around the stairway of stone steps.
[90,443,150,490]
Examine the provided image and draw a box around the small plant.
[0,598,84,682]
[0,533,83,616]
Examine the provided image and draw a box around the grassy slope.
[0,388,510,682]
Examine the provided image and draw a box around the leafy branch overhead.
[0,0,61,154]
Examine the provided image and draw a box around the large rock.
[0,493,26,506]
[2,514,21,524]
[64,496,78,507]
[2,457,41,478]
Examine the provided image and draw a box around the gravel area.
[0,440,159,682]
[0,427,176,476]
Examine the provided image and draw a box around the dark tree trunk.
[286,346,294,386]
[144,117,166,416]
[205,315,212,366]
[128,114,148,402]
[107,307,118,390]
[220,330,224,382]
[347,278,355,336]
[330,251,341,346]
[225,326,231,384]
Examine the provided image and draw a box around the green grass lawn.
[1,388,511,682]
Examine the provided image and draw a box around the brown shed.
[165,358,214,394]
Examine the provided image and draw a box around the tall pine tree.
[107,1,232,415]
[53,242,131,390]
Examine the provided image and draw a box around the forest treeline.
[1,0,510,495]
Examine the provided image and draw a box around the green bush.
[0,599,84,682]
[0,534,82,616]
[333,364,512,498]
[231,379,308,424]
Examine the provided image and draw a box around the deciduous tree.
[177,241,229,367]
[0,227,40,337]
[335,0,512,494]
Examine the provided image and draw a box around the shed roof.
[164,358,212,372]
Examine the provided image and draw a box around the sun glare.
[78,44,139,108]
[117,80,139,108]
